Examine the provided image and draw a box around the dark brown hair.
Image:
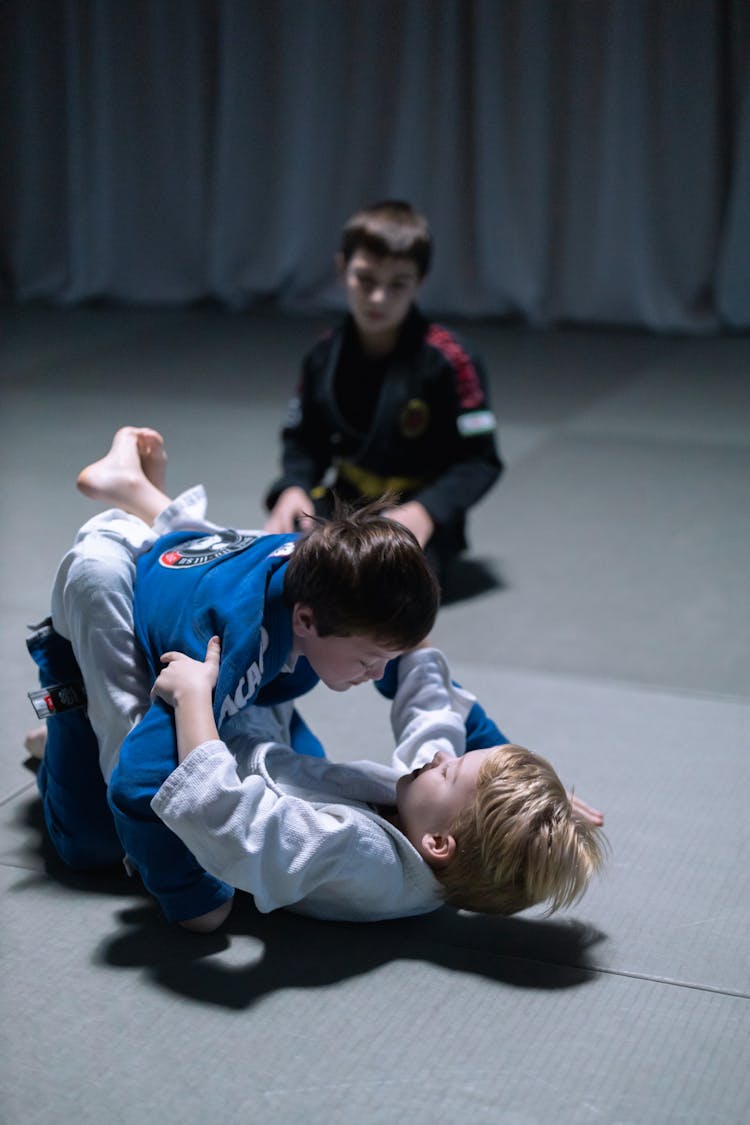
[283,495,439,649]
[340,200,432,279]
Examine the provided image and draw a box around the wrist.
[171,683,213,713]
[172,688,220,762]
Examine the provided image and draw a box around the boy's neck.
[354,324,400,358]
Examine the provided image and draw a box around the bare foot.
[76,427,171,524]
[77,426,166,499]
[136,428,167,491]
[24,724,47,761]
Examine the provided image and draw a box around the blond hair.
[436,744,606,915]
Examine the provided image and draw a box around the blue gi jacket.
[133,527,318,716]
[108,526,319,923]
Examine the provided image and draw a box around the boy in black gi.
[264,201,503,584]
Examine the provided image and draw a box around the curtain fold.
[1,0,748,330]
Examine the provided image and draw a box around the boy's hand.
[152,637,221,709]
[153,638,222,762]
[383,500,434,548]
[570,794,604,827]
[264,486,316,534]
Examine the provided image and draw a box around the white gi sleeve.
[389,648,477,775]
[152,741,360,913]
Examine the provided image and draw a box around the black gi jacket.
[265,307,503,556]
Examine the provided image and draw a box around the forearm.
[152,742,346,913]
[151,637,222,762]
[264,485,315,533]
[385,500,434,548]
[390,648,475,772]
[266,414,331,509]
[416,451,502,527]
[171,687,219,763]
[266,461,319,509]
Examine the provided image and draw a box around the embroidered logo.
[400,398,430,438]
[158,530,258,569]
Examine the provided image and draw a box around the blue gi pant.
[28,623,123,869]
[27,623,325,917]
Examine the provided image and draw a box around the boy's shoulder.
[136,528,294,581]
[400,307,479,365]
[304,323,341,363]
[423,320,476,364]
[419,321,487,407]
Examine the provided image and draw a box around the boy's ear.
[421,832,456,868]
[292,603,318,638]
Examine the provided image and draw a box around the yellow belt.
[333,461,427,499]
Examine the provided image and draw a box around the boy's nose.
[366,658,388,681]
[431,750,450,767]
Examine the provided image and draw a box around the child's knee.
[43,813,123,871]
[37,759,123,870]
[107,761,152,822]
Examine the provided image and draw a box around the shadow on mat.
[96,891,607,1011]
[17,794,606,1009]
[440,556,505,605]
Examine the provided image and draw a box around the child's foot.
[76,427,171,523]
[136,428,168,491]
[77,426,167,501]
[24,724,47,761]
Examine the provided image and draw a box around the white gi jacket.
[152,648,476,922]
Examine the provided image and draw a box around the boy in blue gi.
[29,426,440,932]
[264,200,503,584]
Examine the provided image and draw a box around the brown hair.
[436,744,606,915]
[283,495,439,650]
[340,200,432,278]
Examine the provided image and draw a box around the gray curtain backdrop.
[2,0,748,330]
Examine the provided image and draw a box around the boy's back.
[133,526,316,715]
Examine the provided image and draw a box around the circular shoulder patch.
[158,530,259,569]
[268,541,296,558]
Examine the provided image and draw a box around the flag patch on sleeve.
[457,410,496,436]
